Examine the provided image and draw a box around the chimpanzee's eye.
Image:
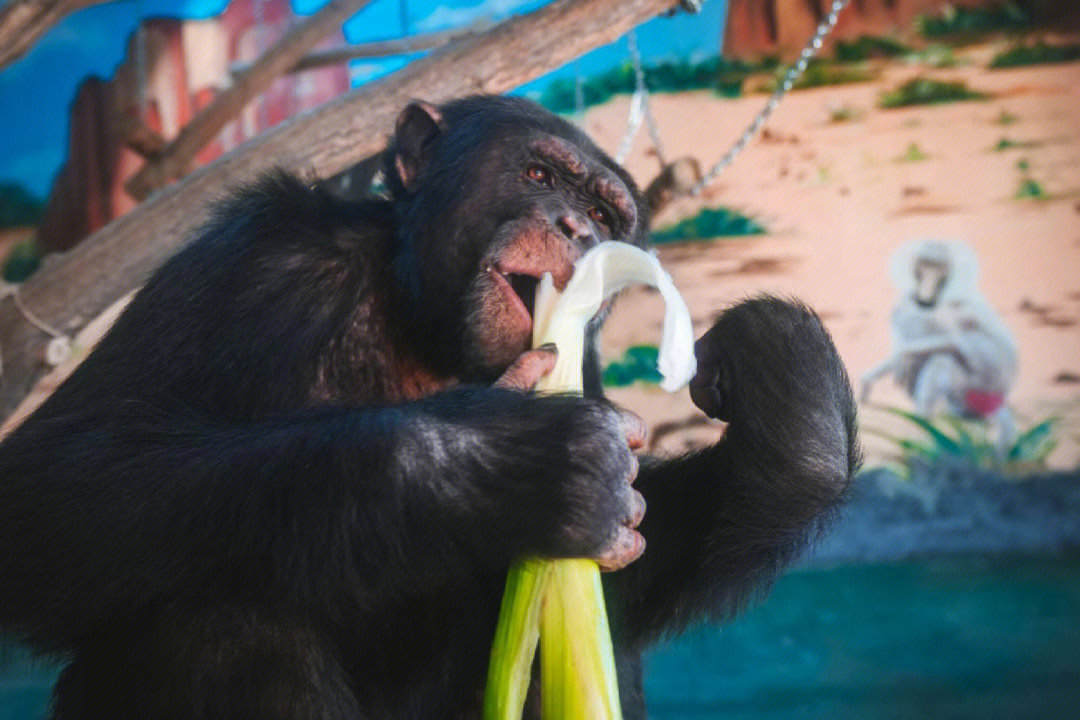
[526,165,553,187]
[587,207,608,226]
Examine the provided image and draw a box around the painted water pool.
[644,556,1080,719]
[3,556,1078,719]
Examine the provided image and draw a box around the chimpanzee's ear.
[392,101,444,193]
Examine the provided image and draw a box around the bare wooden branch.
[231,23,491,76]
[643,157,702,215]
[0,0,684,421]
[124,0,374,201]
[117,113,167,158]
[0,0,101,70]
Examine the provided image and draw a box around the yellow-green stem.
[483,558,552,720]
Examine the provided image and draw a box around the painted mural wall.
[36,0,350,253]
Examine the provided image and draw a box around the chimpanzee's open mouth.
[487,266,543,328]
[507,273,540,318]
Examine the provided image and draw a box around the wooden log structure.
[231,23,491,77]
[124,0,374,201]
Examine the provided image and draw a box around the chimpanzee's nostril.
[557,213,591,243]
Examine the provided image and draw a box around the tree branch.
[117,113,167,158]
[0,0,101,70]
[231,23,491,76]
[124,0,373,201]
[643,157,702,215]
[0,0,684,421]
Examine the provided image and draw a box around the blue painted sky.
[0,0,727,198]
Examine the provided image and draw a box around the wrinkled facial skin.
[391,98,649,382]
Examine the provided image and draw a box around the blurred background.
[2,0,1078,717]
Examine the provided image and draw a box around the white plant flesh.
[531,241,697,393]
[483,241,697,720]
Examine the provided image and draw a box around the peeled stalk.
[483,241,696,720]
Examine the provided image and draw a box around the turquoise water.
[3,556,1079,719]
[0,642,58,720]
[644,556,1080,719]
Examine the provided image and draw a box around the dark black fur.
[0,95,859,719]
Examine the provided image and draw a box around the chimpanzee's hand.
[464,391,647,572]
[557,401,647,572]
[487,346,646,569]
[688,297,856,438]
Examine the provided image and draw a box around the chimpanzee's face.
[391,97,648,380]
[458,130,643,374]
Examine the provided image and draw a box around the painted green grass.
[2,238,40,283]
[990,41,1080,68]
[992,137,1043,152]
[602,345,662,387]
[1013,157,1050,199]
[834,35,910,62]
[826,103,862,123]
[539,51,880,115]
[0,183,44,229]
[763,58,874,92]
[538,55,776,113]
[880,77,987,108]
[652,207,765,244]
[865,406,1057,478]
[897,142,929,162]
[1015,177,1048,199]
[995,108,1019,125]
[916,2,1030,39]
[904,44,963,68]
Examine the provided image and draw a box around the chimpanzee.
[0,95,859,719]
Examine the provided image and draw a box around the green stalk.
[540,559,622,718]
[483,558,552,720]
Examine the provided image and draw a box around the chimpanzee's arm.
[0,389,634,648]
[609,297,860,647]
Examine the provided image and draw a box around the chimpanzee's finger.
[494,344,558,391]
[596,527,645,572]
[626,489,646,527]
[620,409,647,451]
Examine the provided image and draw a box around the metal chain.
[614,89,644,163]
[632,32,667,166]
[615,30,666,165]
[690,0,851,195]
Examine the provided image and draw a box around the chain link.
[690,0,851,195]
[615,30,666,165]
